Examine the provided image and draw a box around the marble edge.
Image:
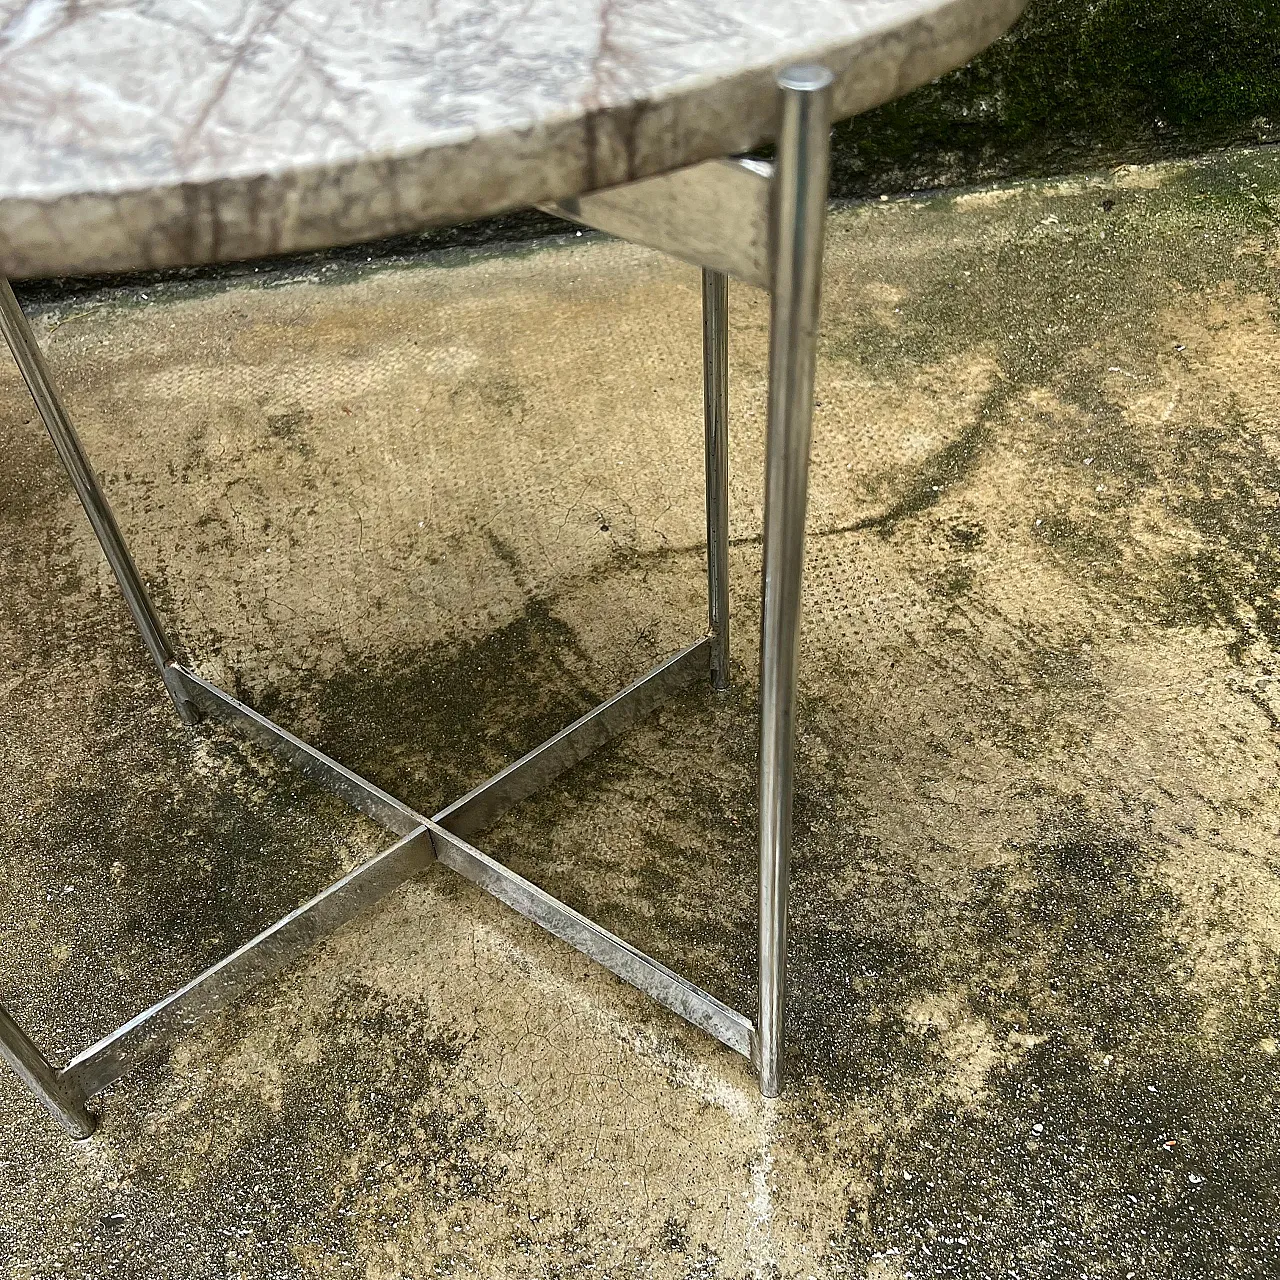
[0,0,1028,279]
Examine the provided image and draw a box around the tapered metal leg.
[702,268,731,691]
[0,278,197,724]
[756,67,832,1098]
[0,1004,97,1139]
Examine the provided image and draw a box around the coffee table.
[0,0,1026,1136]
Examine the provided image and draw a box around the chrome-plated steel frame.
[0,278,199,727]
[702,267,731,692]
[757,67,834,1097]
[0,67,831,1133]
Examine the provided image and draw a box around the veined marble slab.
[0,0,1025,277]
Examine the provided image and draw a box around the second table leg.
[702,267,731,692]
[0,278,198,726]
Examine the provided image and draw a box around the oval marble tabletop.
[0,0,1025,279]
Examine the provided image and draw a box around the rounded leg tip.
[777,64,835,95]
[161,666,201,727]
[757,1060,783,1098]
[71,1118,99,1142]
[62,1106,99,1141]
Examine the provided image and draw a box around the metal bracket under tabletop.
[539,156,774,290]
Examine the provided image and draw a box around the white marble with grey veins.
[0,0,1025,277]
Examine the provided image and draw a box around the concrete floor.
[2,147,1278,1279]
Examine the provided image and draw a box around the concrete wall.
[831,0,1279,196]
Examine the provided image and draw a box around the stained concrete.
[2,147,1279,1279]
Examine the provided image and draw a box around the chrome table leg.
[702,267,731,691]
[0,278,197,725]
[756,67,832,1098]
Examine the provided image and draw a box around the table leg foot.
[0,1004,98,1140]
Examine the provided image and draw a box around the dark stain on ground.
[867,419,994,537]
[470,673,763,1014]
[248,596,604,817]
[0,405,381,1054]
[443,578,1099,1021]
[265,406,315,457]
[831,153,1278,386]
[823,152,1280,706]
[827,1030,1280,1277]
[0,677,373,1044]
[449,602,1280,1274]
[1155,407,1280,663]
[659,1216,690,1253]
[810,802,1280,1276]
[1018,365,1280,676]
[19,979,499,1280]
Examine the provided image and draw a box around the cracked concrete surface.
[2,147,1279,1278]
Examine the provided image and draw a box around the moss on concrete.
[832,0,1280,196]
